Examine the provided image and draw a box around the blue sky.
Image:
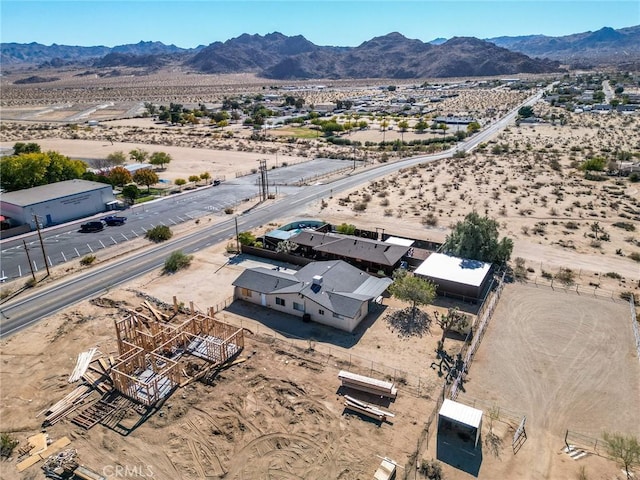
[1,0,638,48]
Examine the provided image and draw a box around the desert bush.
[380,198,390,207]
[541,270,553,280]
[513,257,528,280]
[145,225,173,243]
[612,222,636,232]
[224,207,234,214]
[336,223,357,235]
[353,202,367,212]
[80,255,96,266]
[1,432,18,458]
[163,250,193,274]
[24,277,37,288]
[604,272,622,279]
[555,267,575,285]
[630,252,640,263]
[565,221,579,230]
[419,459,444,480]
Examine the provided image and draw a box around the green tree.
[388,269,437,321]
[145,225,173,243]
[163,250,193,274]
[238,231,256,246]
[580,157,606,172]
[133,169,159,192]
[467,121,481,134]
[443,211,514,264]
[295,98,305,109]
[129,148,149,163]
[335,223,357,235]
[174,178,186,188]
[108,166,132,187]
[122,184,139,204]
[150,151,172,169]
[200,172,211,182]
[107,151,127,167]
[603,432,640,479]
[518,106,534,118]
[0,152,86,191]
[414,119,429,133]
[13,142,41,155]
[188,175,200,183]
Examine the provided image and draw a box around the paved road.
[0,158,350,281]
[0,91,540,338]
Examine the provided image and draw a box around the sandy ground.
[423,283,640,480]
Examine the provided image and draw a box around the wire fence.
[521,276,627,302]
[449,271,506,400]
[630,295,640,364]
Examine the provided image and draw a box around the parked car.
[102,215,127,226]
[80,221,105,233]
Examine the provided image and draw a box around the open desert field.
[423,282,640,480]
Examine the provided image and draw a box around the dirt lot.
[421,283,640,480]
[1,234,472,479]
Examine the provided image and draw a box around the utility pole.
[33,215,50,277]
[22,240,36,282]
[257,159,269,201]
[234,216,240,254]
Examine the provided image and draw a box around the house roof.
[291,231,409,267]
[232,260,392,318]
[414,253,491,287]
[439,399,483,429]
[0,179,112,207]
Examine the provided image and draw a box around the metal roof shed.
[414,253,492,300]
[438,399,483,447]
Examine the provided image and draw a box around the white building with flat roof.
[0,179,115,230]
[414,252,492,300]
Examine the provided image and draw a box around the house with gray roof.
[290,231,410,275]
[232,260,392,332]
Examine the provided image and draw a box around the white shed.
[438,399,483,447]
[414,253,492,300]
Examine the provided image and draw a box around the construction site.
[1,287,438,479]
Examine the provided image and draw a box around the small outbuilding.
[0,179,115,230]
[438,399,483,447]
[414,253,492,301]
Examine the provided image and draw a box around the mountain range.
[1,26,638,80]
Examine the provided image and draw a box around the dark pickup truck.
[80,221,105,233]
[102,215,127,226]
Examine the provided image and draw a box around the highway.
[0,90,542,338]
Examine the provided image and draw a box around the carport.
[438,399,483,447]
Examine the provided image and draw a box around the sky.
[1,0,638,48]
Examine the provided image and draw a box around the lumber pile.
[68,348,98,383]
[344,395,395,422]
[338,370,398,399]
[16,437,71,473]
[40,386,93,427]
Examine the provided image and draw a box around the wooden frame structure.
[111,312,243,406]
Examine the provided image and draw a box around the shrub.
[145,225,173,243]
[604,272,622,279]
[163,250,193,274]
[555,267,575,285]
[1,432,18,458]
[629,172,639,182]
[80,255,96,266]
[422,213,438,227]
[336,223,356,235]
[541,270,553,280]
[630,252,640,263]
[565,221,579,230]
[613,222,636,232]
[224,207,234,214]
[353,202,367,212]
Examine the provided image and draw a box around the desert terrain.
[1,73,639,479]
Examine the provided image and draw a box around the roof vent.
[312,275,323,285]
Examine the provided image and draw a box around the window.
[240,288,252,297]
[318,309,325,315]
[275,297,285,306]
[293,302,304,312]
